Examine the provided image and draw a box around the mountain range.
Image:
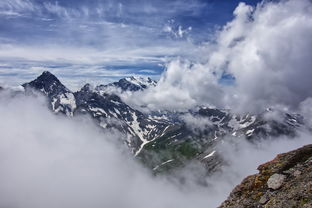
[2,71,308,174]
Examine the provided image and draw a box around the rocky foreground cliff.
[220,144,312,208]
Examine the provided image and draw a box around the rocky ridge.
[95,76,157,93]
[220,144,312,208]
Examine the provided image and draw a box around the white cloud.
[163,18,193,39]
[0,93,210,208]
[0,41,200,90]
[43,2,74,19]
[0,0,37,14]
[0,0,205,88]
[0,44,169,65]
[2,0,312,114]
[299,97,312,126]
[0,93,311,208]
[123,59,224,111]
[127,0,312,113]
[138,69,157,74]
[0,59,154,90]
[219,0,312,112]
[181,113,213,133]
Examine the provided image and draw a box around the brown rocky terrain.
[220,144,312,208]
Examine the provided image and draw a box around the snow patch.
[246,129,255,136]
[203,151,216,159]
[152,159,174,171]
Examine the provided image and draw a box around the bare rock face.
[219,144,312,208]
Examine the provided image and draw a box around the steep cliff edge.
[220,144,312,208]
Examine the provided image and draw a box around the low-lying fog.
[0,94,310,208]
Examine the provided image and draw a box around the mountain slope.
[220,144,312,208]
[22,72,170,154]
[74,83,171,153]
[21,71,308,173]
[22,71,76,116]
[95,76,157,93]
[137,107,305,173]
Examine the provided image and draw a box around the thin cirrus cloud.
[0,0,261,89]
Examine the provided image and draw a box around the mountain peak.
[42,70,53,75]
[22,71,70,97]
[23,71,61,87]
[125,76,154,84]
[37,71,59,82]
[114,76,157,91]
[80,83,93,92]
[94,76,157,93]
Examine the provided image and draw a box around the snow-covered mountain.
[95,76,157,94]
[22,71,76,116]
[22,72,170,155]
[19,71,308,173]
[138,107,305,173]
[74,83,171,154]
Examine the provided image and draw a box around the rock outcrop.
[220,144,312,208]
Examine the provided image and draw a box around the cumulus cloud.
[123,59,225,111]
[128,0,312,113]
[221,0,312,112]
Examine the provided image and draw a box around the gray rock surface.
[220,144,312,208]
[267,173,286,190]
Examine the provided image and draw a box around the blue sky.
[0,0,262,89]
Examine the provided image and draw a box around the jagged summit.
[33,71,60,84]
[80,83,93,92]
[42,70,56,77]
[121,76,157,90]
[22,71,69,97]
[95,76,157,93]
[125,76,156,85]
[22,71,76,116]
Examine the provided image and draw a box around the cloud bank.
[0,93,211,208]
[0,85,311,208]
